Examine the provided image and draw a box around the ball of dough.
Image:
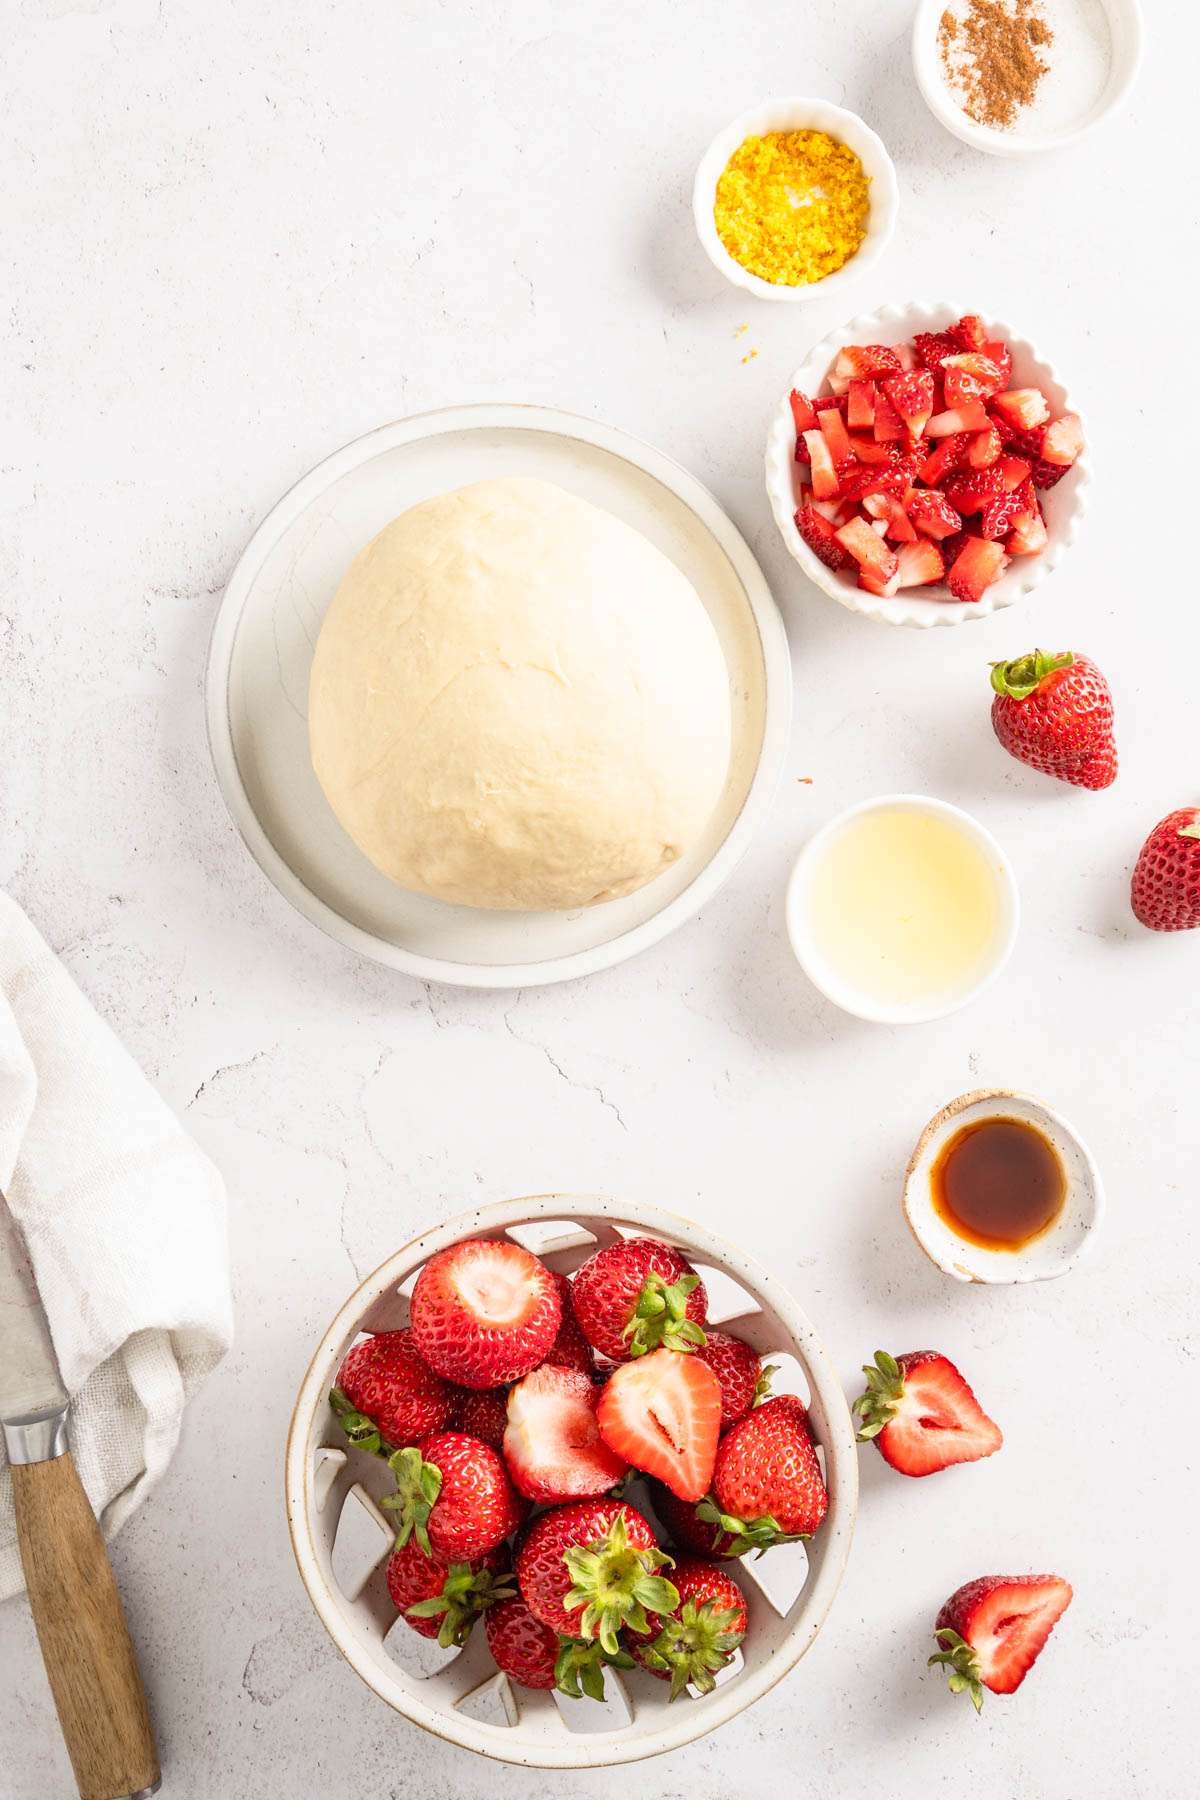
[308,477,731,911]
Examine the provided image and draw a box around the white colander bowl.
[285,1193,857,1768]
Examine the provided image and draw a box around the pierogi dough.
[308,477,731,911]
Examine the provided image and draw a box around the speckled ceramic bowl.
[903,1089,1103,1283]
[286,1193,857,1767]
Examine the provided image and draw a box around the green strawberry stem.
[638,1598,746,1702]
[753,1363,778,1407]
[989,649,1074,701]
[695,1496,804,1557]
[928,1626,985,1713]
[562,1513,678,1655]
[381,1445,443,1556]
[404,1561,515,1649]
[623,1270,707,1357]
[329,1386,390,1458]
[852,1349,905,1441]
[554,1637,635,1702]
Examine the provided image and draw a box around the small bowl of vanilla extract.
[903,1088,1103,1284]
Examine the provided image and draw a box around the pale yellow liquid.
[806,808,1003,1008]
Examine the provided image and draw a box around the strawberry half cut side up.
[854,1351,1002,1477]
[930,1574,1073,1710]
[595,1348,722,1502]
[562,1511,680,1656]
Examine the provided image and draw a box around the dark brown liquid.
[930,1115,1066,1251]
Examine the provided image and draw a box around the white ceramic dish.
[206,405,791,989]
[785,794,1020,1024]
[692,97,898,303]
[767,301,1090,627]
[912,0,1143,157]
[902,1089,1104,1282]
[286,1193,857,1768]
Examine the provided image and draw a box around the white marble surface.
[1,2,1194,1795]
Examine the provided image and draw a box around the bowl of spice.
[912,0,1143,155]
[693,98,898,302]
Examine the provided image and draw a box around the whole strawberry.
[330,1329,454,1454]
[930,1574,1072,1709]
[705,1394,828,1551]
[1131,808,1200,930]
[386,1540,512,1647]
[989,650,1116,789]
[694,1331,771,1430]
[383,1431,524,1561]
[544,1271,596,1375]
[650,1482,743,1561]
[515,1499,676,1651]
[484,1595,632,1699]
[630,1559,748,1700]
[448,1387,508,1452]
[410,1238,560,1389]
[570,1236,708,1362]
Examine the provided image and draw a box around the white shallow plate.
[207,406,791,988]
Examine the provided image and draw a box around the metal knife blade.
[0,1193,68,1426]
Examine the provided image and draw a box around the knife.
[1,1196,161,1800]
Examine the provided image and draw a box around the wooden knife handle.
[11,1449,161,1800]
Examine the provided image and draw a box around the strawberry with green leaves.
[386,1540,512,1648]
[930,1574,1073,1709]
[630,1560,748,1700]
[515,1499,677,1652]
[484,1595,634,1698]
[855,1351,1002,1477]
[330,1329,453,1455]
[990,651,1117,790]
[383,1431,524,1561]
[569,1236,708,1362]
[704,1393,828,1552]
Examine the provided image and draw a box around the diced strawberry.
[940,528,969,568]
[873,390,907,443]
[789,388,819,436]
[803,486,841,522]
[979,491,1024,540]
[814,392,848,414]
[991,388,1050,432]
[858,567,901,598]
[863,492,917,542]
[983,340,1012,385]
[818,404,855,470]
[794,504,852,570]
[839,460,911,503]
[802,429,840,500]
[594,1348,722,1503]
[912,329,957,370]
[949,313,987,351]
[967,425,1003,469]
[919,433,970,485]
[846,433,897,465]
[1040,413,1084,467]
[947,536,1008,603]
[944,467,1006,515]
[926,402,990,437]
[907,487,963,540]
[847,378,876,431]
[882,370,936,438]
[894,341,917,371]
[996,454,1032,492]
[1032,458,1070,489]
[833,343,902,383]
[988,409,1045,457]
[941,353,1004,408]
[1006,508,1048,555]
[835,516,900,581]
[895,540,946,588]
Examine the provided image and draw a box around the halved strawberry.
[833,343,902,383]
[966,425,1003,469]
[503,1363,627,1503]
[789,388,819,436]
[944,468,1006,515]
[896,540,945,587]
[930,1575,1073,1709]
[912,329,957,370]
[919,433,971,484]
[991,388,1051,432]
[1006,509,1048,555]
[595,1348,722,1503]
[996,453,1033,492]
[941,353,1004,408]
[802,429,840,500]
[926,401,990,437]
[872,389,907,443]
[983,340,1013,385]
[846,378,877,431]
[863,492,918,542]
[1040,413,1084,466]
[948,313,988,351]
[854,1350,1002,1476]
[818,404,856,470]
[947,536,1008,603]
[882,370,935,438]
[411,1240,561,1389]
[835,516,900,581]
[907,487,962,540]
[794,504,852,571]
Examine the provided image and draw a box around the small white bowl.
[785,794,1019,1024]
[902,1089,1104,1283]
[765,299,1091,628]
[912,0,1143,157]
[692,97,899,304]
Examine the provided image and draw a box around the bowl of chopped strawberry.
[765,302,1089,626]
[286,1194,856,1766]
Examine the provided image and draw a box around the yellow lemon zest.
[714,129,870,287]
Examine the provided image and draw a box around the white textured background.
[1,2,1194,1795]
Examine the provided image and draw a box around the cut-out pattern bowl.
[286,1194,857,1767]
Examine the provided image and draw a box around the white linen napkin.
[0,893,233,1601]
